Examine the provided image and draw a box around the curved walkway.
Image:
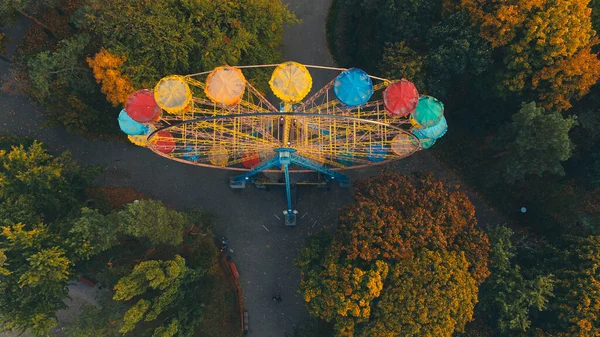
[0,2,505,336]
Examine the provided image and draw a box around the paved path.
[0,2,505,336]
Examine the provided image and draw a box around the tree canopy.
[0,141,95,225]
[495,102,577,184]
[0,139,98,335]
[86,49,135,106]
[2,0,297,136]
[0,138,222,336]
[0,223,71,335]
[336,173,490,283]
[116,199,187,247]
[77,0,297,88]
[296,173,490,337]
[460,0,600,110]
[478,225,554,334]
[26,33,116,136]
[540,235,600,336]
[361,249,478,337]
[113,255,188,334]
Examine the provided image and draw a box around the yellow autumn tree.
[86,49,135,106]
[461,0,600,111]
[359,249,478,337]
[295,174,490,337]
[298,242,389,337]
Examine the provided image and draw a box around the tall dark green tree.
[478,226,554,334]
[67,208,119,261]
[380,41,427,89]
[424,10,492,99]
[343,0,443,72]
[494,102,577,184]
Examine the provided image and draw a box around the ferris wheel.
[117,62,447,226]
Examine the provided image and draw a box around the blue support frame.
[230,148,350,226]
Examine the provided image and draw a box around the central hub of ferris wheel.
[117,62,447,226]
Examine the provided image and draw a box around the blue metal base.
[230,148,350,226]
[229,178,246,189]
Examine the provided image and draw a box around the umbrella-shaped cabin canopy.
[383,80,419,117]
[125,90,161,123]
[269,61,313,103]
[334,68,374,106]
[205,66,246,106]
[118,109,149,135]
[415,116,447,140]
[154,75,192,114]
[390,133,419,157]
[412,96,444,128]
[153,131,176,154]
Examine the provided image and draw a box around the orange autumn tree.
[460,0,600,111]
[296,173,490,337]
[459,0,545,48]
[86,49,135,106]
[531,41,600,111]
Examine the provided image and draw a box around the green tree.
[539,236,600,336]
[380,41,427,90]
[77,0,296,87]
[113,255,188,334]
[19,246,70,287]
[494,102,577,184]
[27,34,90,98]
[117,200,186,247]
[0,223,71,335]
[67,208,119,261]
[479,225,554,333]
[296,173,490,337]
[151,319,179,337]
[343,0,443,72]
[27,34,116,135]
[75,0,195,87]
[0,141,95,224]
[425,10,492,98]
